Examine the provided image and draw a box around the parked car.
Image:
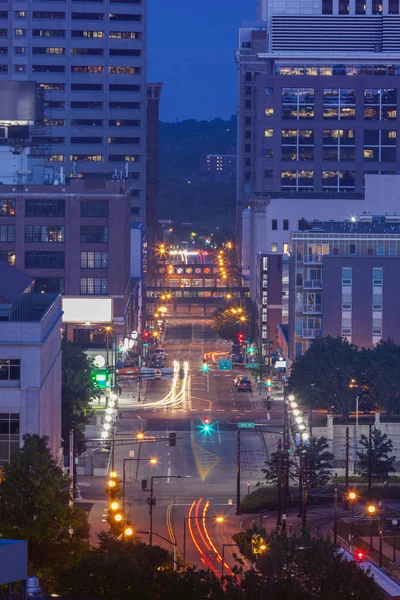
[238,377,252,392]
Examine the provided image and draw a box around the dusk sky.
[148,0,256,122]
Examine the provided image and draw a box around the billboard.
[0,81,39,121]
[62,298,113,323]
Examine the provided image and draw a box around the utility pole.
[301,451,307,529]
[236,430,241,515]
[368,422,373,492]
[277,448,282,527]
[333,476,338,544]
[148,475,184,545]
[344,427,349,510]
[281,450,287,532]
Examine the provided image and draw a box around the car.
[238,378,252,392]
[234,375,249,386]
[154,348,165,357]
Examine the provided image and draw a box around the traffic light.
[201,359,209,373]
[277,439,282,452]
[169,432,176,447]
[142,479,147,491]
[203,417,211,432]
[265,379,272,388]
[237,333,245,344]
[143,331,150,340]
[357,550,364,562]
[284,441,290,454]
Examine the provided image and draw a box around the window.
[282,88,314,120]
[377,244,384,255]
[71,83,103,92]
[0,414,20,465]
[71,119,103,126]
[109,154,139,162]
[80,225,108,243]
[356,0,366,12]
[322,129,355,162]
[283,243,289,254]
[25,251,65,269]
[70,154,103,162]
[25,199,65,217]
[322,0,333,13]
[109,13,141,21]
[109,66,138,75]
[364,89,397,121]
[46,154,65,162]
[32,65,65,73]
[109,101,140,109]
[281,128,314,161]
[25,226,64,243]
[0,225,15,242]
[71,30,104,38]
[71,13,104,20]
[265,108,274,117]
[264,170,273,179]
[71,137,102,144]
[14,29,25,36]
[283,219,289,230]
[342,268,352,285]
[323,88,356,120]
[71,101,103,109]
[33,47,65,55]
[109,120,140,128]
[15,11,25,19]
[372,0,383,13]
[33,11,66,19]
[34,278,64,294]
[389,0,399,13]
[281,170,314,191]
[109,31,140,39]
[80,251,108,269]
[32,30,65,37]
[40,83,65,91]
[109,48,141,56]
[390,244,397,255]
[339,0,350,13]
[265,149,273,159]
[80,277,108,295]
[373,268,383,286]
[44,101,65,109]
[271,243,278,252]
[72,66,103,73]
[71,47,103,55]
[364,130,397,162]
[14,47,25,54]
[108,137,139,145]
[264,129,273,137]
[81,199,108,217]
[349,244,356,255]
[0,251,15,267]
[0,200,15,217]
[109,84,140,92]
[272,219,278,231]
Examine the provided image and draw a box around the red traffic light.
[357,551,364,562]
[237,333,244,343]
[203,417,210,425]
[143,331,150,339]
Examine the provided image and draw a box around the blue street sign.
[218,359,232,371]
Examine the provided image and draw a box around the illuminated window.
[80,278,108,295]
[45,154,65,162]
[70,154,103,162]
[264,129,273,137]
[71,30,104,38]
[109,31,139,39]
[109,66,138,75]
[265,108,274,117]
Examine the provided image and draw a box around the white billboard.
[62,298,113,323]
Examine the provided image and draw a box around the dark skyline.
[148,0,255,122]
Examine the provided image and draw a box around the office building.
[0,2,147,221]
[0,178,137,345]
[146,82,162,276]
[200,152,237,181]
[289,215,400,359]
[0,261,62,463]
[236,0,400,271]
[255,252,283,355]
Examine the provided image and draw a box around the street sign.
[238,422,255,429]
[245,363,259,369]
[129,450,135,458]
[275,360,287,368]
[143,343,149,347]
[218,359,232,371]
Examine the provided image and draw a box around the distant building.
[0,262,62,463]
[146,83,163,275]
[255,252,283,356]
[0,178,138,346]
[200,152,237,181]
[289,215,400,359]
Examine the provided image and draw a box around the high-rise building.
[289,215,400,359]
[0,1,147,220]
[236,0,400,269]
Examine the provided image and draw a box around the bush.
[240,486,298,513]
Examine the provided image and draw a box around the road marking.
[267,413,271,420]
[216,422,221,445]
[190,421,220,482]
[231,409,239,412]
[167,466,171,483]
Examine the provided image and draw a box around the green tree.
[357,340,400,416]
[357,427,396,483]
[305,436,334,488]
[212,307,241,340]
[288,336,358,418]
[62,339,100,455]
[260,448,299,486]
[0,435,89,590]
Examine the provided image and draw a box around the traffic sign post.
[238,422,255,429]
[218,359,232,371]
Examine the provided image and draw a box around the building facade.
[0,179,134,343]
[255,251,283,355]
[146,82,162,276]
[0,262,62,463]
[200,153,237,181]
[289,215,400,359]
[0,1,147,221]
[236,1,400,270]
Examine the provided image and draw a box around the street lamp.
[368,504,376,551]
[183,515,225,567]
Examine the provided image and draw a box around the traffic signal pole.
[236,430,241,515]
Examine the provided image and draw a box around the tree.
[212,307,242,340]
[357,427,396,483]
[260,447,299,486]
[357,340,400,416]
[305,436,334,488]
[0,435,89,591]
[288,336,358,418]
[62,339,100,455]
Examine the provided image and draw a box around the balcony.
[303,280,323,289]
[303,304,322,313]
[302,328,322,338]
[303,253,322,264]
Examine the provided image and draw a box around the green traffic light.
[203,424,210,432]
[201,364,209,372]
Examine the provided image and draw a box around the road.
[79,319,284,574]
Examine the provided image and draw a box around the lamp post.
[122,457,157,538]
[333,478,338,545]
[348,492,357,547]
[368,504,376,551]
[149,475,185,545]
[221,544,239,582]
[104,325,112,367]
[183,515,224,568]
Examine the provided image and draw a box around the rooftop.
[0,261,33,305]
[293,216,400,235]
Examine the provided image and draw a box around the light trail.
[203,500,231,575]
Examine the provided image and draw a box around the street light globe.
[137,432,144,440]
[106,407,113,415]
[295,416,303,424]
[109,471,117,478]
[298,424,306,431]
[109,401,115,409]
[108,480,116,488]
[349,492,357,501]
[149,458,158,465]
[302,433,309,441]
[124,527,134,536]
[368,505,376,515]
[111,393,118,401]
[259,544,267,552]
[292,409,300,417]
[101,431,109,439]
[288,395,295,402]
[110,501,119,511]
[105,414,112,423]
[290,402,298,409]
[114,513,123,522]
[216,516,225,523]
[104,423,111,431]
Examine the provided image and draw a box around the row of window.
[28,47,141,56]
[45,101,140,109]
[5,65,141,74]
[323,0,394,14]
[30,136,140,145]
[274,64,400,77]
[7,29,142,39]
[7,12,142,21]
[280,170,356,190]
[42,83,141,92]
[44,119,140,127]
[0,199,111,218]
[279,148,396,162]
[46,154,139,163]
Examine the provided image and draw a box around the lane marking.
[167,466,171,483]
